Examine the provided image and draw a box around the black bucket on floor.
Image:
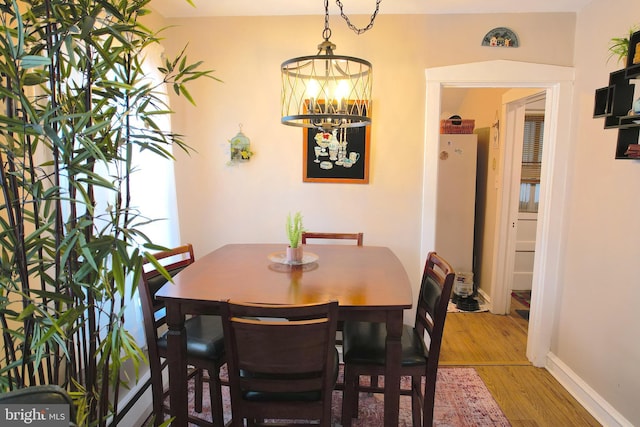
[452,272,480,311]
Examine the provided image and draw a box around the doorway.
[440,89,545,325]
[421,60,575,367]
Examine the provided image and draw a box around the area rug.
[515,309,530,321]
[511,290,531,307]
[164,366,511,426]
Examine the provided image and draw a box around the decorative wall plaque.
[482,27,519,48]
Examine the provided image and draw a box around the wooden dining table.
[155,243,413,426]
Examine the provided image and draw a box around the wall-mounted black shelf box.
[617,115,640,128]
[593,66,640,158]
[602,70,634,128]
[593,86,613,117]
[616,128,640,159]
[625,30,640,78]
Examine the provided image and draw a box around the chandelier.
[281,0,380,131]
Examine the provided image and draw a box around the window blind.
[521,114,544,184]
[520,113,544,213]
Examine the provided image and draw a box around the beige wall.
[442,87,507,129]
[563,0,640,424]
[148,5,639,425]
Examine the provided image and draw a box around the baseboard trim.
[113,369,154,427]
[477,288,491,308]
[546,353,633,427]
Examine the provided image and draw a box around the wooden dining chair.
[301,232,364,246]
[220,300,339,427]
[300,232,363,349]
[340,251,455,427]
[139,244,226,427]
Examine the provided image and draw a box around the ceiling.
[151,0,594,18]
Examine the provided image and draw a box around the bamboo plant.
[0,0,217,425]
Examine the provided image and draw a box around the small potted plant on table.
[286,212,305,263]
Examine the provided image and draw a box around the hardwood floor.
[440,297,601,426]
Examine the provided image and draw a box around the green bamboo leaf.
[179,60,205,73]
[181,70,221,83]
[178,84,196,105]
[143,252,173,285]
[31,322,68,362]
[119,329,145,376]
[42,124,63,147]
[28,289,74,304]
[112,252,125,296]
[79,119,113,136]
[178,55,187,72]
[58,233,80,270]
[12,0,23,58]
[80,15,96,40]
[23,71,49,86]
[130,269,142,300]
[16,303,36,321]
[95,79,135,91]
[20,55,51,69]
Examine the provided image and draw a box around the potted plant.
[286,212,305,263]
[608,25,639,65]
[0,1,217,425]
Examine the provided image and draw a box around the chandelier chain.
[335,0,381,35]
[323,0,332,41]
[281,0,374,129]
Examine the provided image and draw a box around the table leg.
[384,310,403,427]
[165,304,188,426]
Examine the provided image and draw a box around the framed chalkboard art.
[302,125,370,183]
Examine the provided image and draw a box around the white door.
[513,212,536,290]
[503,93,545,298]
[512,102,544,291]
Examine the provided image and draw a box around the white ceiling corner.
[150,0,594,19]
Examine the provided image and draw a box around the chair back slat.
[415,252,455,361]
[233,319,331,374]
[139,244,196,344]
[301,232,363,246]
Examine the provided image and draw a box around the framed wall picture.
[303,125,370,183]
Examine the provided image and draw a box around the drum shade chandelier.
[281,0,381,131]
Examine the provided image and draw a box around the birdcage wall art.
[228,124,254,164]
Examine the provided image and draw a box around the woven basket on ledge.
[440,118,475,134]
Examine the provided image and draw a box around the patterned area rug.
[515,309,530,321]
[161,366,510,426]
[511,290,531,308]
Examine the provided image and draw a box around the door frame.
[421,60,575,367]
